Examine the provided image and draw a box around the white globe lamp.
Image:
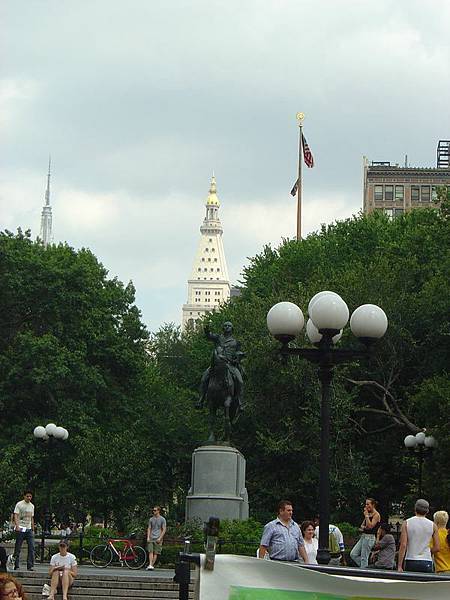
[33,426,47,439]
[404,435,417,448]
[350,304,388,340]
[309,294,349,332]
[267,302,304,341]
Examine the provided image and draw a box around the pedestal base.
[185,445,249,523]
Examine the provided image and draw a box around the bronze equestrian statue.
[198,322,245,443]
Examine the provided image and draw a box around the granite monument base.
[185,444,249,523]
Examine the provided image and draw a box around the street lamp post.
[33,423,69,535]
[404,432,437,497]
[267,292,388,565]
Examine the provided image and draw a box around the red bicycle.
[90,535,146,569]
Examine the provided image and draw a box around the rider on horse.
[198,322,244,410]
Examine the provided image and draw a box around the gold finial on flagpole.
[296,112,305,124]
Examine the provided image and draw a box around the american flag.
[302,133,314,168]
[290,133,314,195]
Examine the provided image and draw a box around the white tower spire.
[182,175,231,330]
[39,156,53,247]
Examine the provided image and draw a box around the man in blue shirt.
[259,500,308,563]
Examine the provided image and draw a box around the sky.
[1,0,449,332]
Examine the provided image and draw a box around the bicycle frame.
[107,538,137,563]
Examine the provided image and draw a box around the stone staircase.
[15,570,195,600]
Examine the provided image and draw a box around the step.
[14,570,195,599]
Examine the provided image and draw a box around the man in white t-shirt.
[13,490,35,571]
[47,540,78,600]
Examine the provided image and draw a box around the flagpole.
[296,112,304,240]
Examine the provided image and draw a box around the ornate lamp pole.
[267,292,388,565]
[33,423,69,535]
[404,431,437,497]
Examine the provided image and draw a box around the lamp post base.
[316,548,331,565]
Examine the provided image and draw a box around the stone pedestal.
[185,445,249,523]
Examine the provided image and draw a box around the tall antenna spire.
[45,155,51,205]
[40,155,53,247]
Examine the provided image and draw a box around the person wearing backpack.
[313,516,345,566]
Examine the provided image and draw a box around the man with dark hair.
[259,501,308,563]
[13,490,35,571]
[372,522,396,569]
[398,499,440,573]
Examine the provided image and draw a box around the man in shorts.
[47,540,77,600]
[146,506,166,570]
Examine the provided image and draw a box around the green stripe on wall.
[229,586,408,600]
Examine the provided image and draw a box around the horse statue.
[198,322,244,444]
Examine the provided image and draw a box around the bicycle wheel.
[124,545,146,569]
[90,544,113,567]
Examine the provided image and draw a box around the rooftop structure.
[363,141,450,218]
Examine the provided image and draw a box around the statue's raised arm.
[204,324,220,344]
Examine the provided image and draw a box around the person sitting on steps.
[47,540,77,600]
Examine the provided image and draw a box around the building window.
[210,268,214,272]
[421,186,430,202]
[432,186,438,202]
[211,248,215,252]
[374,185,383,201]
[214,258,217,262]
[385,185,393,201]
[202,258,205,262]
[216,268,220,272]
[395,208,404,217]
[208,258,211,262]
[198,268,201,272]
[204,268,207,272]
[209,238,212,242]
[205,248,208,252]
[411,186,420,201]
[385,208,393,219]
[395,185,404,202]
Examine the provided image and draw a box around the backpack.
[329,527,340,555]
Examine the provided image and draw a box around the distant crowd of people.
[259,497,450,575]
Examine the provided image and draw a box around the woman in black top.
[350,498,381,568]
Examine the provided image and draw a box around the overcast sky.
[1,0,449,331]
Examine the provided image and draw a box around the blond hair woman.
[433,511,450,575]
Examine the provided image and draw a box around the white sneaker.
[6,555,14,572]
[42,583,51,596]
[146,565,154,570]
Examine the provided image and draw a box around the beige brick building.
[363,141,449,217]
